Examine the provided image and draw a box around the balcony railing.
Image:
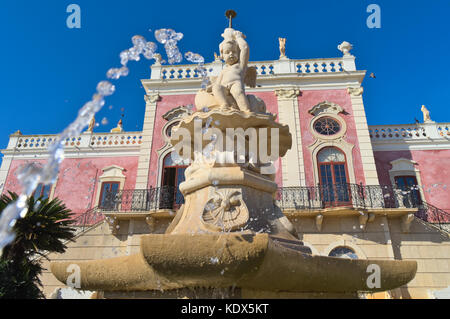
[97,184,449,231]
[100,186,179,212]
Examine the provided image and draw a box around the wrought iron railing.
[274,184,423,210]
[71,206,105,235]
[415,201,450,233]
[97,183,449,232]
[100,186,179,212]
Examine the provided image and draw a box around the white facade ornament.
[338,41,353,56]
[145,93,161,104]
[162,105,194,122]
[347,87,364,97]
[308,101,344,116]
[421,105,434,123]
[275,88,301,99]
[401,213,415,233]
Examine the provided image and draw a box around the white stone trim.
[348,91,380,185]
[388,158,425,201]
[301,241,320,256]
[135,95,159,189]
[94,165,126,207]
[275,88,305,186]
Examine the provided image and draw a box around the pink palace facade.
[0,42,449,298]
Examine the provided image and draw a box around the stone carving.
[153,53,162,65]
[162,105,194,122]
[338,41,353,56]
[202,189,249,231]
[347,87,364,97]
[87,116,95,133]
[421,105,433,123]
[195,27,266,114]
[279,37,286,58]
[110,119,124,133]
[275,88,300,99]
[145,93,161,104]
[308,101,344,116]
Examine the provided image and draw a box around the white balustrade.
[369,124,427,140]
[369,123,450,141]
[9,132,143,151]
[89,133,143,148]
[152,57,349,80]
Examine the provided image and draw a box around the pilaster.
[134,93,160,189]
[348,87,380,185]
[275,88,305,186]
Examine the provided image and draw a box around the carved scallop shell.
[202,189,249,231]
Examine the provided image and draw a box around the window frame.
[317,147,352,206]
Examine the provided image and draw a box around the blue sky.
[0,0,449,158]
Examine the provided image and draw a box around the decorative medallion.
[202,189,249,231]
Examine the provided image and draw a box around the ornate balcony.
[93,184,449,233]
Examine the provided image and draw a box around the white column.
[275,88,305,187]
[0,134,20,193]
[135,93,159,189]
[348,87,380,185]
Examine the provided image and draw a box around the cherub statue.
[212,28,253,113]
[194,28,265,114]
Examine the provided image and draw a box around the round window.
[313,117,341,136]
[328,246,358,259]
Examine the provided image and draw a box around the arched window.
[34,183,52,200]
[161,153,190,209]
[317,147,350,205]
[329,246,358,259]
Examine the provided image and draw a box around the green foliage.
[0,191,76,299]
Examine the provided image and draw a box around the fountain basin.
[51,233,417,294]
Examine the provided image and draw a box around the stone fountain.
[51,14,417,298]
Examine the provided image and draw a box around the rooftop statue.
[279,37,287,58]
[421,105,434,123]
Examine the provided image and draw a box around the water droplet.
[101,118,109,125]
[106,66,129,80]
[185,52,205,64]
[96,81,115,96]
